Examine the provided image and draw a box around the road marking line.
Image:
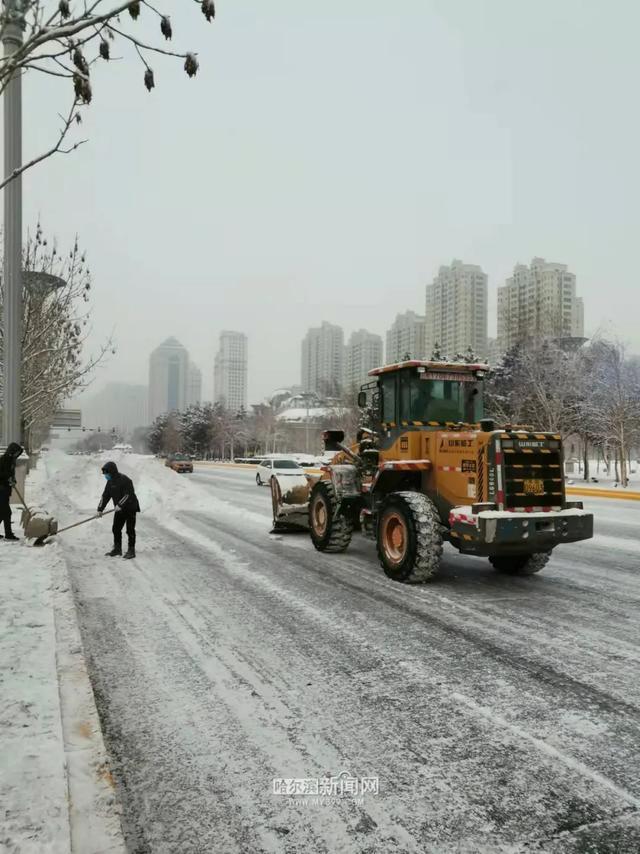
[451,692,640,810]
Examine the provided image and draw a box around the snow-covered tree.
[0,223,112,450]
[485,340,583,436]
[580,339,640,487]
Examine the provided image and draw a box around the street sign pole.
[2,0,25,446]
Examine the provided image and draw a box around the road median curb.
[53,549,127,853]
[194,461,256,469]
[566,486,640,501]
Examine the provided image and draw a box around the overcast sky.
[21,0,640,405]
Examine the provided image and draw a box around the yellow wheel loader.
[270,359,594,582]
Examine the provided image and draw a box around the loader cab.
[362,360,487,427]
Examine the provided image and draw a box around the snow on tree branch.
[0,221,114,450]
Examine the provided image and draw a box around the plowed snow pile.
[42,451,269,534]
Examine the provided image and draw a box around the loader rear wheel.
[309,482,352,553]
[489,552,551,576]
[376,492,442,583]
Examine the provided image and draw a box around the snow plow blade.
[270,474,312,533]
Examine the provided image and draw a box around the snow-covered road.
[45,454,640,853]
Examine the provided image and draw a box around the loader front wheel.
[376,492,443,583]
[270,476,283,527]
[489,552,551,576]
[309,482,352,553]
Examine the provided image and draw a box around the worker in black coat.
[0,442,23,541]
[97,461,140,559]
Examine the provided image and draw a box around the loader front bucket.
[270,474,311,533]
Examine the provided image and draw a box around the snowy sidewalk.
[0,462,125,854]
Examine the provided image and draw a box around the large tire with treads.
[489,552,550,576]
[376,491,443,583]
[309,481,353,553]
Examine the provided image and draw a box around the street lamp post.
[301,392,313,455]
[305,399,310,454]
[2,0,25,446]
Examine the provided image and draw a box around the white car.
[256,458,303,486]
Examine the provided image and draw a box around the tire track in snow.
[168,513,640,806]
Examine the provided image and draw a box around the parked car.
[297,459,320,469]
[165,453,194,473]
[256,458,303,486]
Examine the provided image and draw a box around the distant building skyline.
[83,382,148,436]
[214,331,248,413]
[301,321,345,396]
[425,260,488,360]
[94,259,590,412]
[187,363,203,408]
[344,329,383,392]
[148,337,190,422]
[385,311,426,363]
[497,257,585,353]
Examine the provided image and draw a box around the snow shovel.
[33,509,115,547]
[12,482,31,519]
[10,483,58,542]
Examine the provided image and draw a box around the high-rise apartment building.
[187,363,202,407]
[148,337,190,422]
[213,331,248,413]
[83,383,148,435]
[301,322,345,396]
[385,311,426,363]
[344,329,383,392]
[425,260,488,359]
[497,258,584,352]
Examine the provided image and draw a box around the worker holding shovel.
[0,443,24,541]
[97,461,140,559]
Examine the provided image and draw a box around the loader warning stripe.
[382,421,476,429]
[510,464,560,469]
[506,506,562,512]
[449,510,477,525]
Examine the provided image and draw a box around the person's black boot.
[122,549,136,560]
[4,533,19,541]
[106,547,122,557]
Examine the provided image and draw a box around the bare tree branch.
[0,1,217,187]
[0,96,86,191]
